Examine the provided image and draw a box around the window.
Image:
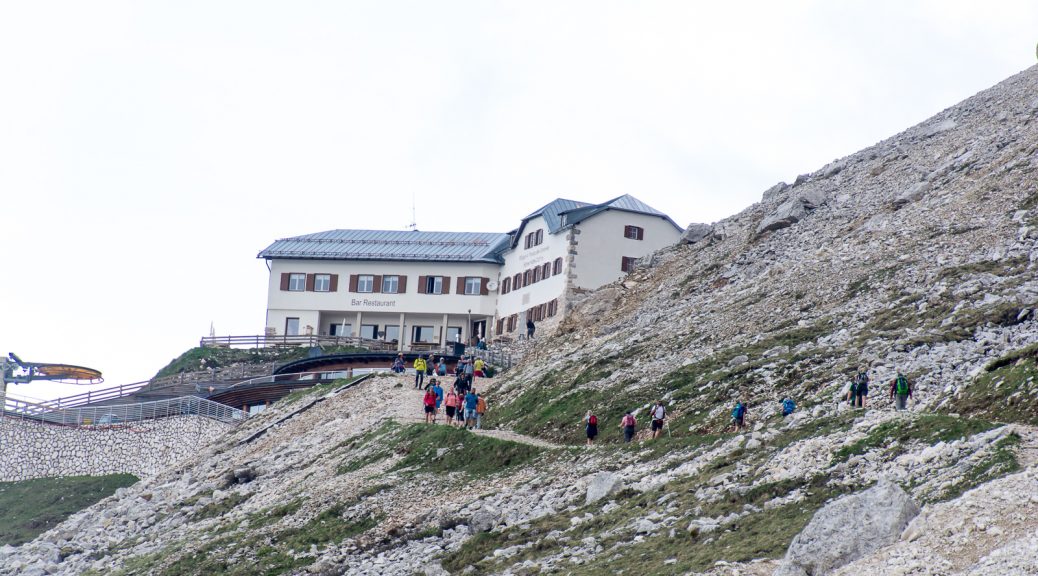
[524,269,533,285]
[446,326,462,342]
[507,314,518,332]
[357,275,374,293]
[621,256,638,273]
[624,225,644,240]
[384,325,400,343]
[553,257,563,275]
[524,228,544,249]
[501,277,511,294]
[426,276,443,294]
[513,273,522,289]
[464,277,481,295]
[360,325,378,340]
[285,317,300,335]
[382,275,399,294]
[542,262,551,278]
[288,274,306,291]
[532,266,541,283]
[496,318,505,334]
[314,274,331,292]
[413,325,436,343]
[535,229,543,245]
[548,299,559,317]
[329,323,351,336]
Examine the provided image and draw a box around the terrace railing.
[1,392,247,427]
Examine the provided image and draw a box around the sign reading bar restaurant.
[350,298,398,308]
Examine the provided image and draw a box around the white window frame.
[426,276,443,295]
[288,274,306,291]
[464,277,481,295]
[357,275,374,293]
[314,274,331,292]
[382,275,399,294]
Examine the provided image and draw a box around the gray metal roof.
[560,194,683,231]
[258,229,512,263]
[521,198,592,234]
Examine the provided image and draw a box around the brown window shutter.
[442,276,451,294]
[456,277,465,295]
[305,274,315,291]
[372,275,383,293]
[398,275,407,293]
[480,277,489,295]
[349,275,359,292]
[418,276,427,294]
[637,227,644,240]
[280,273,290,291]
[329,274,339,292]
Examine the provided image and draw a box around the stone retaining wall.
[0,416,233,482]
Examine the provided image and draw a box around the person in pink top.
[423,388,437,424]
[444,390,459,426]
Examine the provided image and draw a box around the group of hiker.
[843,368,914,411]
[400,354,489,429]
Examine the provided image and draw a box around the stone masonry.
[0,416,233,482]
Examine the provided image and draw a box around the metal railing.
[198,333,457,355]
[466,347,515,370]
[226,369,392,390]
[2,392,247,427]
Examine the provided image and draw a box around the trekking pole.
[665,420,672,438]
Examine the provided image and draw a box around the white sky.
[2,1,1036,400]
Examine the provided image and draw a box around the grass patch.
[831,414,1000,464]
[154,345,368,379]
[948,356,1038,425]
[191,491,251,521]
[938,433,1021,501]
[0,474,138,546]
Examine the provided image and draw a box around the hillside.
[2,66,1038,576]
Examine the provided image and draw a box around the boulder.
[681,223,714,244]
[757,188,827,235]
[469,507,500,533]
[774,479,920,576]
[893,182,930,208]
[585,472,624,505]
[727,355,750,368]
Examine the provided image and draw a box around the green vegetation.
[191,492,251,521]
[939,433,1021,501]
[0,474,138,546]
[831,414,1000,464]
[336,422,542,477]
[949,352,1038,425]
[279,377,357,405]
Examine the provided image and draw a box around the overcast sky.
[2,1,1036,399]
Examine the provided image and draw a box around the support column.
[440,314,449,348]
[354,312,363,338]
[398,313,407,352]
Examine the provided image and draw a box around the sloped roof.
[521,198,592,234]
[560,194,683,231]
[257,229,511,263]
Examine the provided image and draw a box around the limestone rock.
[775,479,920,576]
[757,188,827,235]
[682,223,714,244]
[585,472,624,505]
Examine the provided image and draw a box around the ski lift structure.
[1,352,103,397]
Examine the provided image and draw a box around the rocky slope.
[3,66,1038,575]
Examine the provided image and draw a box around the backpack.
[622,414,635,427]
[895,375,909,395]
[782,399,795,414]
[588,414,598,426]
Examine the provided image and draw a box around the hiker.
[464,358,475,385]
[423,387,437,424]
[781,397,796,417]
[619,411,637,443]
[437,357,447,376]
[526,318,535,339]
[474,357,485,378]
[431,380,444,422]
[475,393,487,429]
[730,401,747,432]
[650,400,667,440]
[444,389,460,426]
[851,367,869,408]
[391,353,405,374]
[426,354,436,379]
[464,389,478,429]
[889,371,912,411]
[413,355,427,389]
[584,411,599,446]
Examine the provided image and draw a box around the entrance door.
[472,320,486,344]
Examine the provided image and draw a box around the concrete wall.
[0,416,233,482]
[496,214,570,321]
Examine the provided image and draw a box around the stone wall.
[0,416,233,482]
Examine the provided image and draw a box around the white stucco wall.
[496,215,570,321]
[570,210,682,290]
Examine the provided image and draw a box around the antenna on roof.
[408,189,417,231]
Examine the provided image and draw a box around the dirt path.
[354,372,563,449]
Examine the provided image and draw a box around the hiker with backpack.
[431,379,444,422]
[475,393,487,429]
[889,371,912,411]
[463,389,478,429]
[413,356,427,389]
[650,400,667,440]
[391,353,406,374]
[781,397,796,417]
[730,401,747,432]
[422,387,437,424]
[619,411,637,443]
[444,388,460,427]
[584,411,599,446]
[849,367,869,408]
